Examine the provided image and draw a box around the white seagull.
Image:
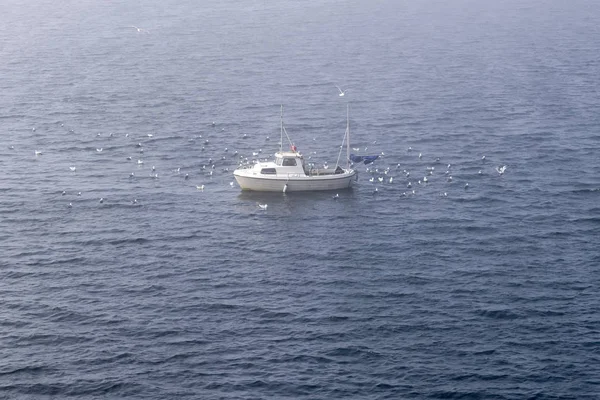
[258,203,268,210]
[130,25,149,34]
[335,85,347,97]
[496,165,507,175]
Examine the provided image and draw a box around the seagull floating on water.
[496,165,507,175]
[69,166,76,172]
[258,203,268,210]
[196,185,204,191]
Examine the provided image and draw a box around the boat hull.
[234,170,356,192]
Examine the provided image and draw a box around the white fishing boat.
[234,107,357,192]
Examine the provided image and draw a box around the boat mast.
[346,104,350,169]
[280,105,283,152]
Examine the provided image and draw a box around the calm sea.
[1,0,599,398]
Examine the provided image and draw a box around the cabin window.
[260,168,277,175]
[282,158,297,166]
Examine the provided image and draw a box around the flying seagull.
[335,85,347,97]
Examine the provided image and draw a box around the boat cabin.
[252,151,345,177]
[264,151,307,175]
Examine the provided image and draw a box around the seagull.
[147,134,153,137]
[68,202,72,208]
[496,165,507,175]
[184,174,189,180]
[258,203,268,210]
[137,159,143,164]
[196,185,204,191]
[389,177,393,184]
[482,155,486,161]
[62,191,66,196]
[333,193,339,200]
[335,85,347,97]
[34,150,42,156]
[465,183,469,189]
[8,145,14,150]
[69,166,76,172]
[126,156,132,160]
[99,198,104,203]
[96,148,103,152]
[77,192,81,196]
[131,199,138,205]
[130,25,149,34]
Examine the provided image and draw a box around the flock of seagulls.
[354,148,509,200]
[15,84,509,213]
